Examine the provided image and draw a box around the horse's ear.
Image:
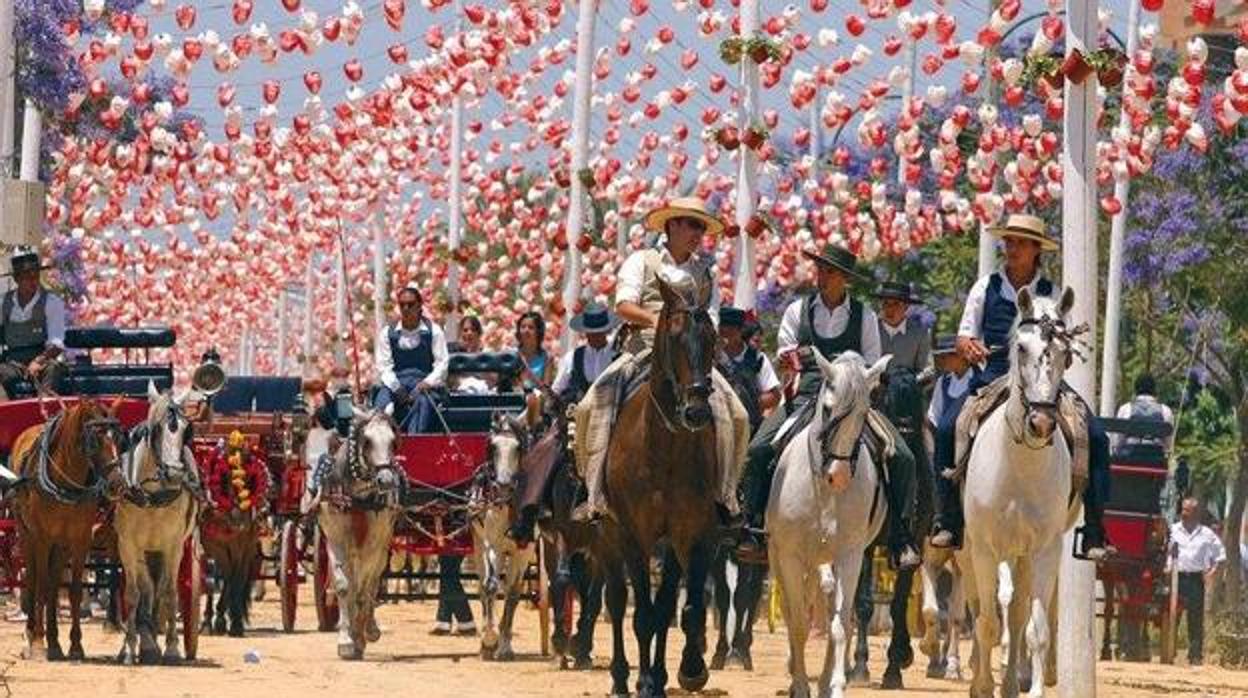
[866,355,893,392]
[147,380,160,401]
[1017,287,1034,318]
[1059,286,1076,318]
[813,347,836,378]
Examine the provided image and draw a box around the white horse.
[964,287,1081,698]
[768,350,891,698]
[470,412,537,661]
[115,383,202,664]
[316,409,400,660]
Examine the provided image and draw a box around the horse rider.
[875,281,932,377]
[572,196,749,525]
[507,303,622,545]
[373,285,449,434]
[925,335,973,546]
[1113,373,1175,458]
[0,247,69,400]
[716,306,781,434]
[738,244,922,570]
[929,213,1113,560]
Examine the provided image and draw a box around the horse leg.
[325,530,357,659]
[21,537,44,660]
[847,550,873,686]
[68,547,88,661]
[162,548,185,664]
[136,556,161,664]
[709,545,731,670]
[968,548,1000,698]
[645,549,680,696]
[495,550,532,661]
[1002,560,1029,698]
[733,559,766,671]
[547,536,571,663]
[819,549,864,698]
[919,552,944,674]
[604,565,631,698]
[626,554,658,698]
[677,540,712,693]
[474,535,499,658]
[44,544,66,661]
[573,560,603,670]
[945,563,966,681]
[772,548,813,698]
[881,566,915,689]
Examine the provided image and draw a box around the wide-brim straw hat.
[643,196,725,236]
[988,214,1060,251]
[801,243,867,280]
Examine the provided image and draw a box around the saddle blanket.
[573,349,748,512]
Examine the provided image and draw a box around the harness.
[318,419,407,512]
[1004,315,1090,449]
[121,406,202,508]
[17,411,119,505]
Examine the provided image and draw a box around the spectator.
[515,311,554,391]
[448,315,495,394]
[1169,497,1226,665]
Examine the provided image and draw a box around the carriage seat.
[64,326,176,350]
[62,363,174,396]
[439,351,525,432]
[1101,417,1172,468]
[211,376,303,415]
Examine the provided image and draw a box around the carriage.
[1096,417,1177,664]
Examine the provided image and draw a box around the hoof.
[927,659,947,679]
[897,645,915,669]
[480,646,495,661]
[880,666,904,690]
[163,653,184,666]
[572,654,594,671]
[366,618,382,643]
[213,617,228,635]
[139,647,162,665]
[739,651,754,672]
[677,667,708,692]
[495,646,515,662]
[847,663,870,687]
[46,645,66,662]
[338,643,362,661]
[68,645,85,662]
[710,649,726,671]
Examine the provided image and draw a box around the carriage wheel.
[313,526,339,632]
[278,521,299,633]
[179,535,202,661]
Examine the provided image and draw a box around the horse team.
[9,282,1087,698]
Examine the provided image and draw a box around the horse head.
[139,381,195,478]
[812,350,891,494]
[350,407,398,485]
[1010,286,1078,447]
[487,412,528,497]
[77,399,127,500]
[653,268,717,431]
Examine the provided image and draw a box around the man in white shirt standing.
[1,248,69,400]
[1169,497,1226,665]
[373,285,449,434]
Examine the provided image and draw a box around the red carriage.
[1096,417,1178,664]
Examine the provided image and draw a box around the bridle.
[29,410,125,504]
[478,417,528,506]
[812,390,866,479]
[1009,315,1088,448]
[651,303,714,432]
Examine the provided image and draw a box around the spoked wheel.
[313,526,339,632]
[278,521,300,633]
[178,535,202,661]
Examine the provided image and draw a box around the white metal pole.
[560,0,598,350]
[897,42,916,186]
[0,0,14,175]
[978,0,1001,277]
[1099,0,1141,417]
[445,0,465,340]
[1058,0,1100,693]
[372,223,386,339]
[732,0,761,310]
[302,256,315,377]
[18,100,39,181]
[276,289,288,376]
[236,329,248,375]
[334,244,347,374]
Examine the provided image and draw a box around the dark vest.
[795,294,863,397]
[2,290,49,364]
[979,272,1053,383]
[388,320,435,378]
[722,347,765,431]
[563,345,617,404]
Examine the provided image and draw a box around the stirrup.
[928,528,962,550]
[1071,526,1116,562]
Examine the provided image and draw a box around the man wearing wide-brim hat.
[572,197,749,527]
[930,213,1113,561]
[874,281,932,374]
[1,247,69,400]
[737,243,922,570]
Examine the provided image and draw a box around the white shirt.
[957,269,1047,340]
[375,319,449,391]
[616,246,721,315]
[927,370,972,427]
[551,343,616,395]
[881,317,908,338]
[776,293,882,363]
[728,347,781,394]
[4,288,67,350]
[1169,521,1225,573]
[1114,395,1176,450]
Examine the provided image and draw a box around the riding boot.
[880,423,921,570]
[506,505,538,546]
[1076,403,1115,561]
[929,478,964,549]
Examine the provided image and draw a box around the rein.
[25,411,120,505]
[1007,315,1089,448]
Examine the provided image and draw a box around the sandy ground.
[1,585,1246,698]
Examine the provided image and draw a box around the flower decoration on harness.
[204,430,269,515]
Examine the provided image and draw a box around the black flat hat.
[569,303,622,334]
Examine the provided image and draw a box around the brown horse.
[11,400,126,660]
[600,272,721,698]
[201,510,263,637]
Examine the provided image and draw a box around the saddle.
[949,376,1088,499]
[771,401,896,475]
[515,424,564,513]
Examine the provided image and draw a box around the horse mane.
[825,352,871,412]
[49,400,102,483]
